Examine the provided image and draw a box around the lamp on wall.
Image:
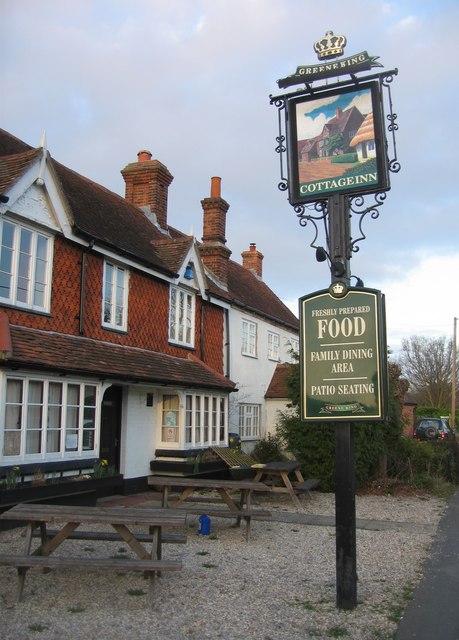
[184,264,193,280]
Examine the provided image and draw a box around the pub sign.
[286,81,389,205]
[299,284,387,422]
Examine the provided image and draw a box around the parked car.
[413,417,454,442]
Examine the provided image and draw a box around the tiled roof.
[152,236,193,274]
[207,260,299,330]
[52,161,177,276]
[0,148,41,193]
[4,325,236,391]
[265,362,292,398]
[0,129,33,156]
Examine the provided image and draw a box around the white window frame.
[239,403,260,439]
[185,393,227,448]
[169,286,195,347]
[102,261,129,330]
[268,331,280,361]
[1,374,100,462]
[160,391,227,449]
[0,217,53,312]
[242,319,257,357]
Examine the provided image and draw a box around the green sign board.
[299,284,388,422]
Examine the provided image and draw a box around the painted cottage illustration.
[298,106,365,162]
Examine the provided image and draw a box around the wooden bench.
[0,553,182,603]
[31,529,187,545]
[294,479,320,494]
[175,507,272,542]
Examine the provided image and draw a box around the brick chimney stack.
[242,243,264,279]
[200,177,231,285]
[121,150,173,230]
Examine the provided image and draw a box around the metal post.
[335,422,357,608]
[328,193,357,610]
[452,317,457,431]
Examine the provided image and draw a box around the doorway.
[100,385,122,470]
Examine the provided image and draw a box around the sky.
[1,0,458,357]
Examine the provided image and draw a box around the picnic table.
[252,461,319,509]
[0,503,186,603]
[148,475,271,541]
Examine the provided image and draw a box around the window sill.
[168,341,195,351]
[101,325,128,334]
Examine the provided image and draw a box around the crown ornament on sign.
[313,31,347,60]
[330,282,346,296]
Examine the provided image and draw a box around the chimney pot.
[242,243,264,279]
[121,152,173,230]
[137,150,152,162]
[210,176,221,198]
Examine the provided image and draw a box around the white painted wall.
[121,385,157,479]
[264,399,290,437]
[227,307,298,444]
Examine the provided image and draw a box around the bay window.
[163,392,227,447]
[2,376,98,460]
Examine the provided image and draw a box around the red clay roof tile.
[4,325,235,392]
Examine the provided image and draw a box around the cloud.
[1,0,458,352]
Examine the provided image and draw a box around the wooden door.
[99,385,122,470]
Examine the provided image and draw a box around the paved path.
[395,489,459,639]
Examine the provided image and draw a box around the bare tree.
[398,336,456,408]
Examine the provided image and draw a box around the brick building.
[0,128,298,493]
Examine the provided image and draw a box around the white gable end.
[10,182,61,232]
[1,152,73,237]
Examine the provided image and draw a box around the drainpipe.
[224,307,230,379]
[200,303,205,361]
[79,240,95,335]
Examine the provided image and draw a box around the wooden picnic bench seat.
[31,529,187,545]
[0,553,182,603]
[294,479,320,493]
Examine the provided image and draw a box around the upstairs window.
[0,218,52,311]
[102,261,128,330]
[242,319,257,357]
[169,286,195,347]
[268,331,280,361]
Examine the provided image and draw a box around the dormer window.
[169,285,195,347]
[0,218,52,312]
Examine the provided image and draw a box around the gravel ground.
[0,491,447,640]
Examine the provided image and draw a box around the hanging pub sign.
[286,81,389,205]
[299,283,388,422]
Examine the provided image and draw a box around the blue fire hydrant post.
[198,514,211,535]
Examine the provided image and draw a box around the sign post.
[270,31,398,611]
[300,281,387,609]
